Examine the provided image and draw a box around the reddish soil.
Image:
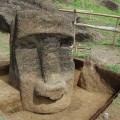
[7,87,110,120]
[0,73,111,120]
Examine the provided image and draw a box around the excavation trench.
[0,58,120,120]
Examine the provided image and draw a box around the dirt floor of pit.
[0,74,111,120]
[96,95,120,120]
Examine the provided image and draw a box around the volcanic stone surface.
[9,10,75,114]
[0,0,103,42]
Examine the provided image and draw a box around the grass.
[52,0,120,46]
[0,30,8,38]
[0,30,10,54]
[73,50,91,58]
[78,39,112,47]
[52,0,120,16]
[107,65,120,73]
[117,37,120,47]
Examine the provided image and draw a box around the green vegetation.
[80,39,112,47]
[117,37,120,47]
[52,0,120,46]
[73,50,91,58]
[0,30,8,38]
[52,0,120,16]
[112,93,120,105]
[107,65,120,73]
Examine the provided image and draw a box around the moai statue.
[10,10,75,113]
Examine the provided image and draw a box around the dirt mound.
[78,61,120,94]
[100,0,119,11]
[7,87,110,120]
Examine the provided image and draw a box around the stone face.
[0,0,103,42]
[10,10,75,113]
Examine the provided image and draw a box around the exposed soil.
[0,60,115,120]
[6,87,110,120]
[88,45,120,67]
[0,74,22,115]
[96,100,120,120]
[0,21,120,119]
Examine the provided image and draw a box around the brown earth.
[0,62,112,120]
[0,74,22,115]
[96,98,120,120]
[7,87,110,120]
[0,58,119,119]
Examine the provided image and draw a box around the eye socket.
[58,36,73,47]
[16,33,73,48]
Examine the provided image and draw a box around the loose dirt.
[0,75,22,115]
[0,74,111,120]
[7,87,110,120]
[96,94,120,120]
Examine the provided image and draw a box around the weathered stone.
[0,0,103,42]
[10,10,75,114]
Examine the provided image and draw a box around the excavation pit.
[0,58,120,120]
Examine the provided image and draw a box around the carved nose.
[40,37,62,84]
[34,37,67,100]
[35,80,66,100]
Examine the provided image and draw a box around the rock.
[100,0,119,11]
[9,10,75,114]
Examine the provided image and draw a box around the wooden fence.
[59,9,120,46]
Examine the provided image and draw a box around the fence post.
[89,11,93,20]
[113,18,119,45]
[73,9,76,45]
[73,9,77,51]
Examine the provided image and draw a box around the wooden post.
[75,46,77,52]
[89,14,91,20]
[89,11,93,19]
[113,18,119,45]
[73,9,76,46]
[113,33,117,45]
[115,18,119,28]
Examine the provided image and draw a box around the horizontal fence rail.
[59,9,120,47]
[75,23,120,32]
[59,9,120,18]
